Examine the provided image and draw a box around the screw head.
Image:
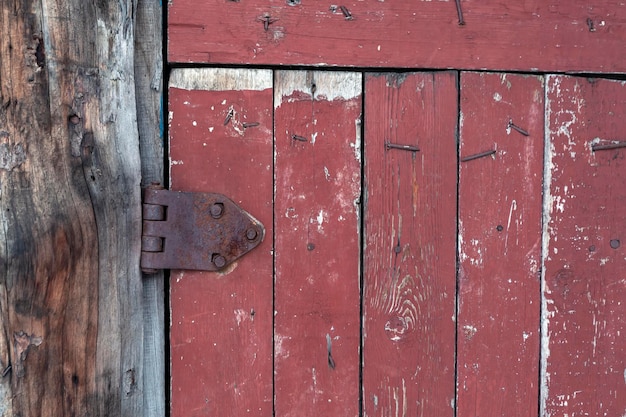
[246,227,258,241]
[212,254,227,269]
[210,203,224,218]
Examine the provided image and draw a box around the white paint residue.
[352,117,362,162]
[192,120,197,126]
[171,160,184,165]
[493,92,502,102]
[311,132,318,144]
[316,209,326,233]
[234,309,247,326]
[323,166,331,180]
[504,200,518,252]
[208,127,214,132]
[274,334,291,360]
[540,76,555,417]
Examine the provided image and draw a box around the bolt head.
[246,227,258,241]
[210,203,224,218]
[212,254,227,269]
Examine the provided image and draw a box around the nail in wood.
[592,141,626,151]
[242,122,259,128]
[455,0,465,25]
[385,141,420,152]
[508,120,529,136]
[340,5,353,20]
[223,109,234,125]
[257,15,278,31]
[461,149,496,162]
[292,134,308,142]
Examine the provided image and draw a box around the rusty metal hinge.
[141,186,265,273]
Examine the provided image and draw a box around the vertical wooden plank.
[1,1,143,416]
[168,68,274,417]
[543,76,626,416]
[362,72,458,416]
[457,73,544,417]
[134,0,165,415]
[274,70,362,417]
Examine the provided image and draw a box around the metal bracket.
[141,187,264,273]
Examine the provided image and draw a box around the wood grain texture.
[169,0,626,73]
[274,70,362,417]
[134,0,165,416]
[457,72,544,417]
[0,1,143,416]
[169,68,274,417]
[542,75,626,416]
[362,72,458,417]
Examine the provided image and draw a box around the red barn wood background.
[1,1,625,417]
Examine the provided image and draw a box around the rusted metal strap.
[141,187,264,273]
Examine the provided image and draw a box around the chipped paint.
[170,68,272,91]
[274,71,362,109]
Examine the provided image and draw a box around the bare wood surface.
[0,1,143,416]
[543,75,626,416]
[135,0,165,416]
[457,72,543,417]
[168,68,274,417]
[362,72,458,416]
[273,70,362,417]
[169,0,626,73]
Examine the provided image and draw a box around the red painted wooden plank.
[457,72,544,417]
[168,69,274,417]
[168,1,626,73]
[543,76,626,416]
[274,71,362,417]
[362,72,458,416]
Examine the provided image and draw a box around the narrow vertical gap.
[453,70,461,417]
[358,72,366,417]
[271,69,277,417]
[162,5,171,417]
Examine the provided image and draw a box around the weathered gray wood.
[134,0,165,416]
[0,1,143,416]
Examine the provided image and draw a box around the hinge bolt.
[212,254,227,269]
[210,203,224,218]
[246,227,258,241]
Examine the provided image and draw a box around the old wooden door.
[167,69,626,417]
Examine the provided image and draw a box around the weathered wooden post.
[0,1,163,415]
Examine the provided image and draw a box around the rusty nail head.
[210,203,224,218]
[246,227,258,241]
[212,254,227,269]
